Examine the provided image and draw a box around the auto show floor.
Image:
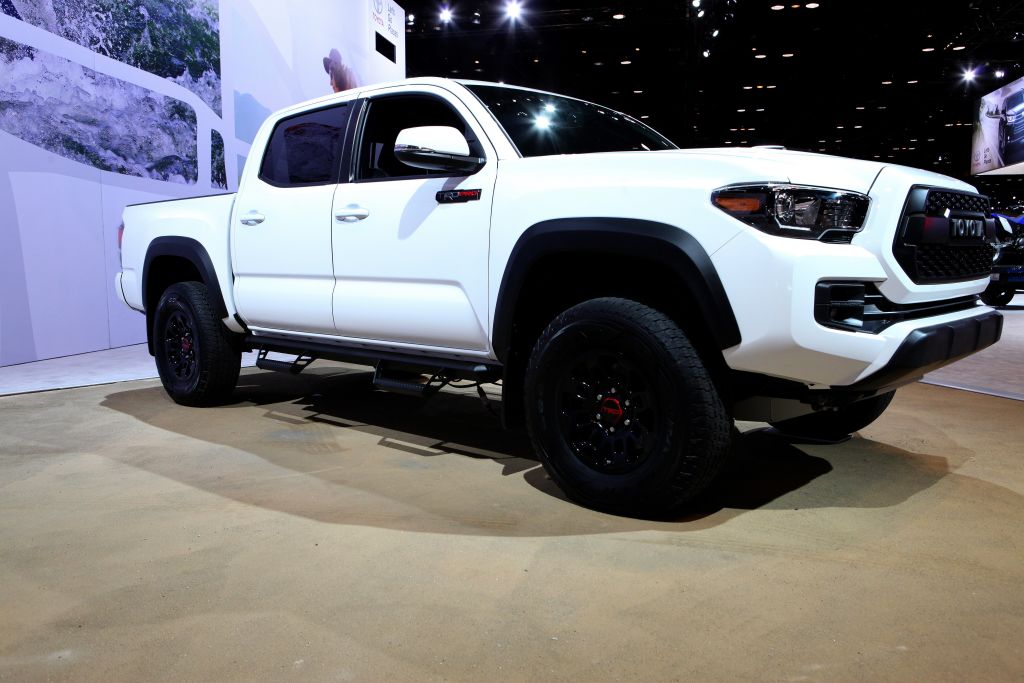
[2,362,1023,680]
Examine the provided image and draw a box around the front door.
[330,88,496,352]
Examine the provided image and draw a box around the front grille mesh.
[925,191,990,215]
[915,244,996,281]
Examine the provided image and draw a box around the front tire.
[981,283,1015,307]
[524,298,731,515]
[770,391,895,440]
[153,281,241,406]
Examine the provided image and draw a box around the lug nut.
[624,419,631,426]
[596,394,603,400]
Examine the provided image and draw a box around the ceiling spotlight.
[612,13,625,19]
[754,54,766,59]
[771,4,784,8]
[692,0,701,7]
[782,53,794,57]
[440,8,453,22]
[963,68,976,81]
[621,60,632,65]
[996,69,1006,78]
[922,47,934,52]
[544,103,556,113]
[952,45,965,51]
[703,49,710,57]
[881,80,892,85]
[506,1,523,20]
[805,2,819,6]
[407,13,415,22]
[712,29,719,37]
[697,10,705,17]
[535,115,552,130]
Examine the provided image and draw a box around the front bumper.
[844,310,1002,391]
[713,223,997,387]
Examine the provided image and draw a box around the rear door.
[231,101,354,335]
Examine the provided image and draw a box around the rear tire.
[524,297,731,515]
[153,281,240,406]
[770,391,895,440]
[981,284,1015,307]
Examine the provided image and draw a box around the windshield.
[465,84,677,158]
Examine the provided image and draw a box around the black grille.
[915,244,996,281]
[925,191,990,215]
[893,187,997,283]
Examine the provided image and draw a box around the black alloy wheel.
[153,281,241,406]
[524,297,732,515]
[556,349,660,475]
[164,310,198,382]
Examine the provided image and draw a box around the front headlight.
[712,184,870,243]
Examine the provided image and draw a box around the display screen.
[972,75,1024,175]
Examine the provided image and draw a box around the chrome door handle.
[240,212,265,226]
[335,206,370,223]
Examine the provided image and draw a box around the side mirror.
[394,126,485,174]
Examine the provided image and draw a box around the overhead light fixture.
[697,10,705,17]
[755,54,766,59]
[771,3,785,8]
[440,7,453,22]
[712,29,719,37]
[506,1,523,20]
[407,13,415,22]
[881,80,892,85]
[692,0,701,7]
[996,69,1006,78]
[952,45,965,51]
[922,47,934,52]
[535,115,552,130]
[743,85,753,89]
[782,53,794,57]
[806,2,819,6]
[613,13,625,19]
[907,80,918,84]
[621,60,632,65]
[963,68,976,82]
[702,49,710,57]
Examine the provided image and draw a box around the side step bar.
[372,363,439,398]
[247,334,502,389]
[255,349,315,375]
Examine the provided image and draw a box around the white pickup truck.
[117,78,1002,514]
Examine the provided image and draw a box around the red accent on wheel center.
[599,397,625,425]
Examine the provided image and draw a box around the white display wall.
[0,0,405,367]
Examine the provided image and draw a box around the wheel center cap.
[181,337,192,353]
[599,397,625,425]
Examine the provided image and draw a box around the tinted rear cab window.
[259,104,351,186]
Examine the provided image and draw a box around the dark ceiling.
[399,0,1024,206]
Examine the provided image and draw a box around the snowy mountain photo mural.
[0,0,221,114]
[0,36,198,183]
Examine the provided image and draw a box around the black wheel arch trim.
[491,218,742,361]
[142,236,231,354]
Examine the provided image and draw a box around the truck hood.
[659,147,890,194]
[652,147,972,196]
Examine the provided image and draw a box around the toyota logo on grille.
[951,217,985,239]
